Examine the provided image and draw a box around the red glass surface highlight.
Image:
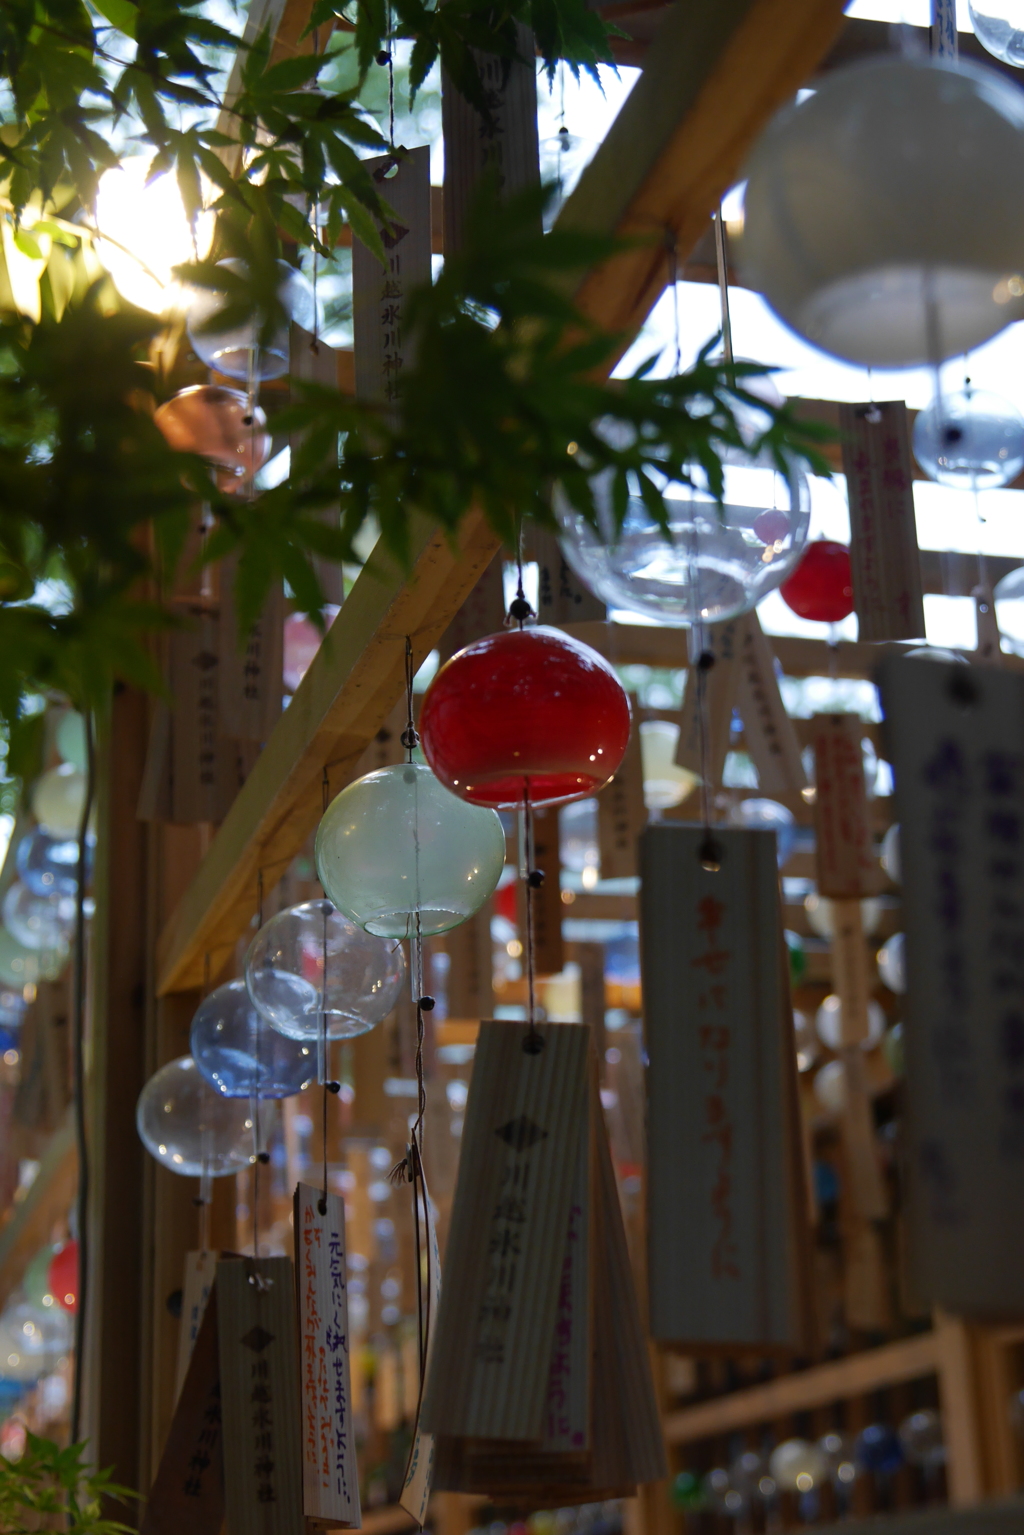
[780,539,854,622]
[420,626,631,808]
[48,1240,78,1314]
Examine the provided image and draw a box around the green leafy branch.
[0,1431,138,1535]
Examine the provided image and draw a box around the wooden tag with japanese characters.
[840,401,925,643]
[420,1020,590,1440]
[880,656,1024,1314]
[217,1256,304,1535]
[141,1278,224,1535]
[439,550,507,660]
[597,713,646,879]
[812,712,884,898]
[442,28,540,256]
[352,146,432,411]
[675,619,742,785]
[446,907,495,1022]
[175,1249,219,1403]
[293,1185,361,1527]
[641,823,812,1349]
[734,612,807,796]
[530,526,605,625]
[169,605,221,824]
[217,556,285,743]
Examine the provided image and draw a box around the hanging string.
[522,785,544,1054]
[387,3,396,150]
[507,514,534,628]
[712,204,734,380]
[69,709,95,1447]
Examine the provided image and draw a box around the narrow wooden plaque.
[734,612,807,796]
[974,583,1004,667]
[294,1185,361,1527]
[839,400,926,643]
[352,146,432,410]
[880,656,1024,1314]
[169,606,221,825]
[175,1249,219,1403]
[675,619,742,785]
[141,1281,224,1535]
[420,1020,590,1440]
[812,712,883,898]
[446,908,494,1022]
[641,823,813,1349]
[530,526,605,625]
[217,1256,304,1535]
[218,557,285,742]
[442,28,540,256]
[596,716,646,880]
[519,807,564,977]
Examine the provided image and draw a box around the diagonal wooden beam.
[156,0,848,995]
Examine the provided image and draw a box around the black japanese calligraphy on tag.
[530,526,605,625]
[141,1280,224,1535]
[217,1256,304,1535]
[175,1250,219,1404]
[352,146,432,413]
[840,401,925,643]
[880,656,1024,1314]
[446,907,494,1022]
[218,553,285,743]
[812,713,884,898]
[294,1186,361,1527]
[641,824,813,1349]
[596,715,646,880]
[169,605,222,825]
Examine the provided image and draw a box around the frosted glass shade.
[740,56,1024,366]
[191,979,315,1097]
[315,764,506,937]
[136,1055,257,1176]
[187,259,314,380]
[245,899,406,1037]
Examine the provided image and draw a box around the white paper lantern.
[740,55,1024,366]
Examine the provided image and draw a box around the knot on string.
[697,651,716,673]
[417,994,435,1012]
[326,1080,341,1095]
[255,1150,271,1165]
[508,595,534,624]
[698,835,723,873]
[526,868,545,889]
[376,48,391,63]
[318,1195,328,1216]
[401,726,420,751]
[522,1029,545,1056]
[192,1195,206,1208]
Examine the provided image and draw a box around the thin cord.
[522,787,543,1055]
[387,3,395,149]
[70,710,95,1446]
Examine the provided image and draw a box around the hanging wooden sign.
[217,1256,304,1535]
[293,1184,361,1528]
[519,807,564,977]
[439,550,507,660]
[879,655,1024,1315]
[141,1280,224,1535]
[400,1173,443,1525]
[175,1249,220,1403]
[217,555,285,743]
[674,619,742,785]
[811,712,884,898]
[640,823,814,1350]
[289,322,346,607]
[597,714,646,880]
[446,907,494,1022]
[352,146,432,412]
[733,612,807,796]
[839,400,926,643]
[169,606,222,825]
[530,526,606,625]
[576,943,606,1060]
[442,27,540,256]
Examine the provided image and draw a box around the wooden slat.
[661,1331,940,1444]
[156,511,500,994]
[0,1112,76,1312]
[560,0,847,342]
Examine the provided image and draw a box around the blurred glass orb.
[559,798,600,875]
[816,993,887,1051]
[805,892,884,940]
[154,384,272,493]
[136,1054,257,1176]
[856,1422,904,1476]
[315,763,506,938]
[55,711,87,770]
[557,456,811,625]
[702,1467,746,1517]
[794,1011,820,1073]
[187,258,314,381]
[898,1408,946,1470]
[913,388,1024,488]
[814,1058,847,1113]
[17,827,93,898]
[769,1438,829,1493]
[638,720,698,810]
[539,128,595,228]
[780,539,854,622]
[31,765,88,836]
[970,0,1024,66]
[880,822,901,885]
[730,1449,767,1501]
[727,797,796,865]
[818,1432,860,1490]
[883,1020,905,1077]
[22,1244,57,1310]
[994,564,1024,656]
[877,931,906,994]
[0,927,67,986]
[740,55,1024,366]
[670,1470,706,1511]
[245,900,405,1040]
[191,979,314,1098]
[2,883,74,951]
[0,1301,70,1381]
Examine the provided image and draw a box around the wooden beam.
[560,0,847,341]
[156,512,501,994]
[0,1112,76,1313]
[661,1331,940,1444]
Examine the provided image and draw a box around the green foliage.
[0,1431,137,1535]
